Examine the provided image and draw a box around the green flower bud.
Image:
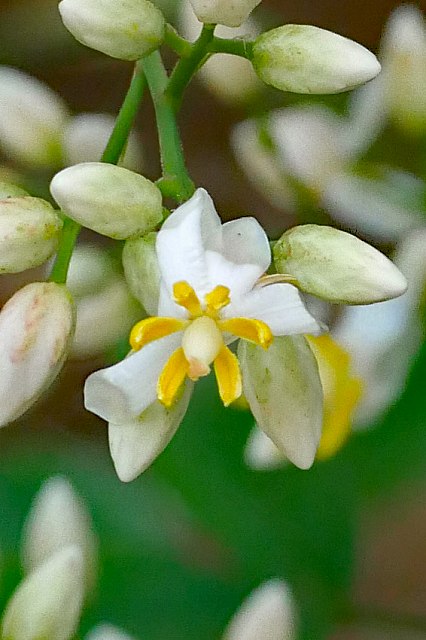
[252,25,381,94]
[122,232,161,315]
[0,197,62,273]
[188,0,261,28]
[273,224,408,304]
[58,0,165,61]
[50,163,163,240]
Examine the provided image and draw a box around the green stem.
[166,24,216,111]
[164,24,192,58]
[208,36,253,59]
[142,51,194,203]
[49,63,146,285]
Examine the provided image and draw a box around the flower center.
[181,316,224,380]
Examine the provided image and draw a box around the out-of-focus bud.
[180,2,261,103]
[58,0,165,61]
[122,233,161,315]
[0,197,62,273]
[273,225,408,304]
[0,67,68,168]
[66,245,116,299]
[252,25,381,94]
[21,477,98,596]
[50,163,163,240]
[0,182,28,199]
[62,113,144,172]
[223,579,297,640]
[189,0,261,27]
[0,282,75,428]
[1,546,84,640]
[86,623,137,640]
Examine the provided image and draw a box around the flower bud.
[274,225,408,304]
[86,624,137,640]
[62,113,144,172]
[189,0,261,28]
[122,233,161,315]
[21,477,98,596]
[1,546,84,640]
[252,25,381,94]
[50,163,163,240]
[0,282,75,428]
[58,0,165,61]
[0,197,62,273]
[0,182,28,199]
[223,579,297,640]
[0,66,68,168]
[66,245,117,299]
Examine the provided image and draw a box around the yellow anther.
[219,317,273,350]
[213,345,242,407]
[157,347,188,409]
[205,285,231,316]
[173,281,202,317]
[129,317,188,351]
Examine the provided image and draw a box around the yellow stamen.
[307,335,363,460]
[205,285,231,316]
[213,345,242,407]
[157,347,188,409]
[129,317,188,351]
[173,281,202,317]
[219,317,273,350]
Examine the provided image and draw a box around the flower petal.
[156,188,222,296]
[239,336,323,469]
[205,250,266,299]
[84,333,182,423]
[221,217,271,273]
[225,283,322,336]
[108,382,193,482]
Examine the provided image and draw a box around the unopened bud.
[1,546,84,640]
[21,477,98,596]
[0,282,75,427]
[0,182,28,199]
[58,0,165,61]
[50,163,163,240]
[189,0,261,27]
[0,66,68,168]
[274,224,408,304]
[252,25,381,94]
[0,197,62,273]
[122,233,161,315]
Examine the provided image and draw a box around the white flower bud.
[273,225,408,304]
[1,546,84,640]
[50,163,163,240]
[86,623,137,640]
[122,233,161,315]
[0,197,62,273]
[58,0,165,61]
[223,579,297,640]
[252,25,381,94]
[0,66,68,168]
[21,477,98,596]
[0,282,75,428]
[66,245,117,299]
[189,0,261,27]
[0,182,28,199]
[62,113,144,172]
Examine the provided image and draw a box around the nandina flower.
[84,189,322,479]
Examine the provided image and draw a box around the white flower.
[21,476,98,596]
[222,579,296,640]
[84,188,323,479]
[188,0,261,28]
[1,546,84,640]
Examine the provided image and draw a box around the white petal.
[84,333,182,423]
[225,283,322,336]
[223,579,297,640]
[109,383,193,482]
[156,188,222,296]
[221,217,271,273]
[239,336,323,469]
[244,425,286,471]
[205,250,265,299]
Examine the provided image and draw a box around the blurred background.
[0,0,425,638]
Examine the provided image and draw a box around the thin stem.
[166,24,216,111]
[49,63,146,285]
[142,50,194,203]
[164,24,192,58]
[208,36,253,59]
